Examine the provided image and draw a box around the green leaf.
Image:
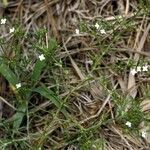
[31,60,45,84]
[0,61,27,130]
[12,101,27,131]
[12,89,32,131]
[48,38,58,52]
[33,85,68,117]
[0,62,19,85]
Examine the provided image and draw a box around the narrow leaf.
[31,60,45,83]
[12,102,27,131]
[33,86,68,117]
[0,63,19,85]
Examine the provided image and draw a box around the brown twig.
[44,0,60,41]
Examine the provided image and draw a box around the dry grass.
[0,0,150,149]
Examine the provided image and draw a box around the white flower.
[9,27,15,33]
[130,68,137,76]
[1,18,6,24]
[100,29,106,34]
[141,131,146,138]
[95,23,99,29]
[94,23,106,34]
[16,83,21,89]
[39,54,45,61]
[142,65,148,71]
[125,121,132,127]
[75,29,79,35]
[136,66,141,72]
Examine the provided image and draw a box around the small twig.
[125,0,129,15]
[117,0,125,15]
[63,39,85,80]
[12,0,24,21]
[44,0,60,41]
[80,83,118,124]
[111,126,134,150]
[117,48,150,57]
[134,21,150,61]
[0,96,16,110]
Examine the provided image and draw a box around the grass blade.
[12,102,27,131]
[31,60,45,84]
[33,85,68,117]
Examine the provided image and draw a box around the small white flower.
[125,121,132,127]
[100,29,106,34]
[75,29,79,35]
[39,54,45,61]
[141,131,146,138]
[136,66,141,72]
[1,18,6,24]
[130,68,137,76]
[118,16,123,19]
[16,83,21,89]
[142,65,148,71]
[9,27,15,33]
[95,23,99,29]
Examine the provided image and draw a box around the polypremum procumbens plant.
[0,18,62,131]
[112,91,145,132]
[78,20,108,37]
